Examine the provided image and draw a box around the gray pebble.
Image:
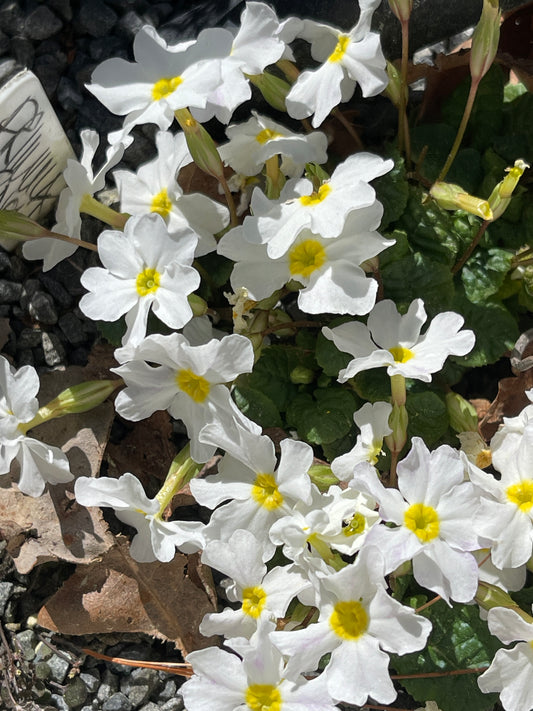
[42,331,66,367]
[0,250,10,273]
[23,6,63,40]
[10,35,34,67]
[116,10,146,39]
[51,693,70,711]
[34,661,52,680]
[0,1,24,36]
[158,679,177,701]
[15,628,37,660]
[0,27,8,55]
[28,292,58,325]
[102,692,133,711]
[97,669,120,702]
[46,0,73,22]
[0,279,22,303]
[0,581,14,615]
[138,704,160,711]
[48,653,70,683]
[17,348,34,366]
[64,677,89,708]
[80,670,101,694]
[20,278,41,305]
[58,311,86,344]
[160,698,184,711]
[57,76,84,111]
[18,328,43,348]
[39,273,73,309]
[78,0,118,38]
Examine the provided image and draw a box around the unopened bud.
[290,366,315,385]
[267,308,294,337]
[388,0,413,23]
[431,182,493,220]
[475,581,533,623]
[174,108,225,181]
[445,392,478,433]
[0,209,49,242]
[188,293,208,317]
[247,72,290,113]
[385,402,408,453]
[499,159,529,198]
[383,61,404,108]
[307,463,339,492]
[470,0,501,83]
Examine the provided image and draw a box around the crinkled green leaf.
[406,391,449,447]
[382,252,455,316]
[286,388,359,445]
[451,288,519,367]
[442,64,505,151]
[373,151,408,231]
[461,248,514,303]
[315,318,353,377]
[392,600,501,711]
[398,187,476,267]
[504,81,527,103]
[245,345,307,411]
[379,229,410,268]
[232,381,282,428]
[352,368,391,403]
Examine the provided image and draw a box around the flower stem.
[79,194,129,229]
[155,443,202,519]
[398,18,411,163]
[436,78,480,183]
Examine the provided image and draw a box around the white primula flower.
[352,438,481,604]
[219,202,393,315]
[270,546,432,707]
[478,606,533,711]
[0,356,72,497]
[182,618,338,711]
[286,0,388,127]
[74,472,204,562]
[87,25,221,141]
[331,401,392,481]
[323,298,475,383]
[469,426,533,570]
[22,129,131,271]
[199,529,309,640]
[191,422,313,559]
[114,131,228,256]
[79,213,199,347]
[190,2,289,124]
[242,151,393,258]
[490,387,533,474]
[112,332,258,463]
[218,111,328,178]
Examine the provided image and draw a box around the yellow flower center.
[152,76,183,101]
[507,480,533,513]
[255,128,283,144]
[328,34,350,63]
[404,503,440,543]
[342,512,366,537]
[251,473,283,510]
[389,346,414,363]
[288,239,327,278]
[330,600,368,639]
[245,684,282,711]
[242,586,267,619]
[175,369,211,403]
[151,188,172,218]
[299,182,332,206]
[136,267,160,297]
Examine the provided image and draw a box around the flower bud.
[470,0,501,83]
[290,366,315,385]
[188,293,208,317]
[0,209,49,242]
[174,108,225,181]
[307,463,339,492]
[475,581,533,623]
[388,0,413,23]
[383,61,404,108]
[488,159,530,220]
[445,392,478,433]
[385,402,408,454]
[246,72,290,113]
[430,182,493,220]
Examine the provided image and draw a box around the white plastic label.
[0,69,74,248]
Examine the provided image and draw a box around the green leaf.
[373,152,409,231]
[232,381,282,428]
[379,230,410,268]
[461,248,514,303]
[406,391,449,447]
[504,81,527,103]
[382,252,455,317]
[398,187,476,267]
[96,318,126,346]
[316,319,353,377]
[392,600,501,711]
[442,64,505,151]
[286,388,359,445]
[246,345,304,411]
[352,368,391,403]
[451,288,519,367]
[411,123,455,184]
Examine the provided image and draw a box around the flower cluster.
[2,1,532,710]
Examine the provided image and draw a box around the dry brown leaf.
[38,536,217,655]
[479,370,533,441]
[2,364,116,573]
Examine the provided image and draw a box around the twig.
[80,648,193,677]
